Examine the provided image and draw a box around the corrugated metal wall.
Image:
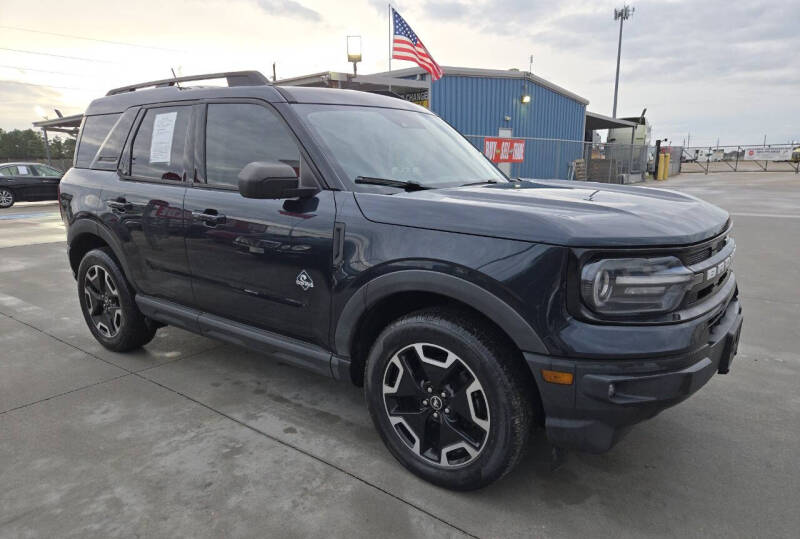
[421,75,586,178]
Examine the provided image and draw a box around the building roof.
[276,71,429,92]
[374,65,590,105]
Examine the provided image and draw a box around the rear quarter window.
[75,114,121,168]
[90,109,138,171]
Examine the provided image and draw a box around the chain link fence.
[680,145,800,174]
[464,135,651,183]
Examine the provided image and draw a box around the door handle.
[192,210,226,226]
[107,198,133,212]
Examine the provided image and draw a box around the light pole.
[612,5,634,118]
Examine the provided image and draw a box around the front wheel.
[0,188,14,208]
[365,308,536,490]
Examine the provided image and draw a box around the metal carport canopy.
[585,111,636,131]
[32,114,83,136]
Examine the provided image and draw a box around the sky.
[0,0,797,146]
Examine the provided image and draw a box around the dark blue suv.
[59,71,743,490]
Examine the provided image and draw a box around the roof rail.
[106,70,270,96]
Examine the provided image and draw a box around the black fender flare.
[67,218,137,291]
[334,269,548,357]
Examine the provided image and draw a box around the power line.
[0,25,187,53]
[0,64,82,76]
[0,79,94,91]
[0,46,115,63]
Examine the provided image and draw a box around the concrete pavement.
[0,172,798,537]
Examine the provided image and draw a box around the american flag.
[391,7,443,81]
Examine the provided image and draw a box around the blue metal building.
[279,66,590,179]
[379,66,589,179]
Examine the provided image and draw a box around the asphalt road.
[1,173,798,538]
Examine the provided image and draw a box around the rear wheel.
[77,248,156,352]
[365,308,536,490]
[0,188,14,208]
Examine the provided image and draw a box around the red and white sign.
[743,147,793,161]
[483,137,525,163]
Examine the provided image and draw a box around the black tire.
[0,187,14,208]
[365,308,536,490]
[77,247,156,352]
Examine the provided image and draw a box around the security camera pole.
[612,4,634,118]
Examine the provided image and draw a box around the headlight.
[580,256,695,315]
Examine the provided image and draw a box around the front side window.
[294,104,507,190]
[76,114,120,168]
[204,103,300,188]
[131,106,191,182]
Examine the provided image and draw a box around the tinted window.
[131,106,191,182]
[33,164,62,177]
[205,103,300,188]
[76,114,120,168]
[0,166,13,175]
[91,108,137,171]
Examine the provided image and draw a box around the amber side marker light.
[541,369,574,385]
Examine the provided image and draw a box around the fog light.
[541,369,573,385]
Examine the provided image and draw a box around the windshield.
[293,104,507,190]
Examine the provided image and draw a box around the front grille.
[682,235,727,266]
[684,246,712,265]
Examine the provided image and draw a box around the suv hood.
[354,179,730,247]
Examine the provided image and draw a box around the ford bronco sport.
[59,71,743,490]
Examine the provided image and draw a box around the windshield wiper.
[460,180,499,187]
[355,176,430,191]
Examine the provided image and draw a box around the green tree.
[0,129,76,160]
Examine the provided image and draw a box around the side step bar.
[135,295,346,379]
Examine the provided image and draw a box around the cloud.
[531,0,798,84]
[0,81,71,131]
[253,0,322,22]
[423,1,469,20]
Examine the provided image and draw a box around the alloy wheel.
[0,189,13,208]
[382,343,491,468]
[83,265,123,338]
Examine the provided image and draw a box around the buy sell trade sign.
[483,137,525,163]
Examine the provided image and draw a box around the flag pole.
[388,3,392,92]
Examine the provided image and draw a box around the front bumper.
[525,296,743,453]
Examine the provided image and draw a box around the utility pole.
[612,5,634,118]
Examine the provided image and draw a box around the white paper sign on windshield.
[17,165,29,175]
[149,112,177,164]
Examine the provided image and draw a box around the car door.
[0,165,36,200]
[30,164,62,200]
[184,101,336,348]
[104,104,194,305]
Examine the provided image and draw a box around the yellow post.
[657,153,667,180]
[663,153,671,179]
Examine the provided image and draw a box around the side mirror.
[237,161,317,199]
